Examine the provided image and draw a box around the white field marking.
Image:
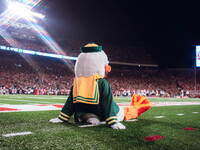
[3,96,66,99]
[27,97,49,99]
[115,97,130,99]
[0,98,62,104]
[27,97,59,99]
[152,102,200,106]
[78,124,99,128]
[118,102,200,107]
[50,97,67,99]
[27,103,39,105]
[1,101,200,113]
[147,97,200,101]
[148,98,179,101]
[192,112,199,114]
[2,131,32,137]
[9,96,23,98]
[176,114,184,116]
[25,97,66,99]
[0,104,62,112]
[6,96,67,100]
[78,122,106,128]
[154,116,165,118]
[125,119,138,122]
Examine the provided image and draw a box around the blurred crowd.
[107,68,199,98]
[0,37,200,97]
[0,51,74,95]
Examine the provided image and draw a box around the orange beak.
[105,65,111,77]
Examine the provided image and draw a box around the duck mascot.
[50,43,152,129]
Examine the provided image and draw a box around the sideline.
[0,98,62,104]
[1,102,200,112]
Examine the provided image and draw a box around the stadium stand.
[0,28,200,97]
[0,50,74,95]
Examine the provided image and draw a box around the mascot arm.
[58,86,75,122]
[99,79,119,126]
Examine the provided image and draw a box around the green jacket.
[58,78,119,125]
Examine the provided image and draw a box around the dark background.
[1,0,200,68]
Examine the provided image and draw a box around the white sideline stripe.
[27,103,38,105]
[28,97,51,99]
[176,114,184,116]
[78,122,106,128]
[28,97,66,99]
[118,102,200,107]
[154,116,165,118]
[9,97,23,98]
[2,131,32,137]
[0,104,62,112]
[0,102,199,113]
[51,97,67,99]
[21,97,66,99]
[0,98,62,104]
[125,119,138,122]
[78,124,100,128]
[192,112,199,114]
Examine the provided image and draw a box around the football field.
[0,95,200,150]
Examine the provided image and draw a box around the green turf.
[0,95,67,105]
[0,95,200,105]
[116,96,200,103]
[0,95,200,149]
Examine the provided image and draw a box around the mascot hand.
[110,122,126,129]
[49,118,63,123]
[86,118,101,125]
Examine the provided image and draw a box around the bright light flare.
[7,2,45,19]
[31,12,45,19]
[8,2,30,18]
[0,0,74,72]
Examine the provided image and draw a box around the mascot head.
[75,43,111,77]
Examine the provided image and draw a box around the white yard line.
[27,97,50,99]
[192,112,199,114]
[0,98,62,104]
[27,103,40,105]
[0,95,67,99]
[27,97,66,99]
[0,101,200,113]
[78,122,106,128]
[78,124,100,128]
[125,119,138,122]
[176,114,184,116]
[18,97,67,99]
[0,104,62,112]
[2,131,33,137]
[8,96,23,98]
[118,102,200,107]
[51,97,67,99]
[154,116,165,118]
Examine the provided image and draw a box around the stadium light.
[1,0,74,71]
[7,2,45,19]
[30,12,45,19]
